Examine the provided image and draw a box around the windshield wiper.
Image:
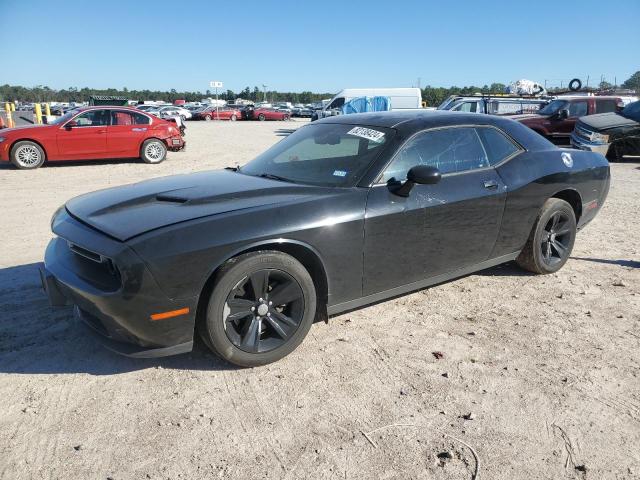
[257,173,294,183]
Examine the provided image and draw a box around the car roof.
[314,110,555,151]
[75,105,148,112]
[314,110,507,128]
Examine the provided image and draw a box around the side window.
[452,102,477,113]
[111,111,134,125]
[596,100,617,113]
[132,112,151,124]
[327,97,345,110]
[381,127,489,182]
[568,101,588,117]
[73,110,110,127]
[476,127,520,165]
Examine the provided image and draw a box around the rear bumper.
[570,132,610,155]
[41,211,197,358]
[166,135,185,151]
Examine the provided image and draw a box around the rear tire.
[204,115,212,121]
[10,141,46,169]
[516,198,576,274]
[230,114,237,121]
[258,113,266,121]
[140,139,167,164]
[200,251,317,367]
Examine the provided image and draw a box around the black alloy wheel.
[540,211,572,267]
[516,198,576,274]
[224,269,304,353]
[201,251,317,367]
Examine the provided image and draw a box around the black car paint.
[42,111,610,357]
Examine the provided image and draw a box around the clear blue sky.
[1,0,638,93]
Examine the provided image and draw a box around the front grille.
[64,240,121,290]
[68,242,103,263]
[574,123,594,142]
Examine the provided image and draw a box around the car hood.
[65,170,340,241]
[578,113,639,131]
[1,124,54,135]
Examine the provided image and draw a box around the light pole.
[262,84,267,103]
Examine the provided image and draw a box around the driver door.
[363,126,508,296]
[57,109,109,159]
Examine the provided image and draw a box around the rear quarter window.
[476,127,521,165]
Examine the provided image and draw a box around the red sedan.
[194,107,241,121]
[253,108,290,121]
[0,106,185,169]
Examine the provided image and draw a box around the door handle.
[97,129,107,134]
[483,180,498,189]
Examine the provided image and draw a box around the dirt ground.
[0,119,638,480]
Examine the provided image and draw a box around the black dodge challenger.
[40,111,610,366]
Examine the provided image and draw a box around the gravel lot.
[0,119,638,480]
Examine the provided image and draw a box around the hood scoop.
[156,193,189,203]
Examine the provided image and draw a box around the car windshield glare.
[240,123,394,187]
[621,101,640,121]
[538,99,566,116]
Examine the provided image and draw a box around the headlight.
[0,137,6,143]
[168,127,176,133]
[592,132,609,143]
[51,204,65,230]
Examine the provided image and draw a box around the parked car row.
[176,104,291,122]
[436,91,640,159]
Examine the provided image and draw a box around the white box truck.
[312,87,423,120]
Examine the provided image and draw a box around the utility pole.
[262,84,267,102]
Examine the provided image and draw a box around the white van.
[313,88,423,120]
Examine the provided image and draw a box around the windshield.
[240,123,394,187]
[621,101,640,122]
[50,111,78,125]
[538,99,567,116]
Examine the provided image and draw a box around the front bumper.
[570,132,610,155]
[41,210,197,358]
[0,141,9,161]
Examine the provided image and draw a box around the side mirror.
[65,120,77,129]
[558,108,569,120]
[393,165,441,197]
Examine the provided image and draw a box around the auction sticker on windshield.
[347,127,385,143]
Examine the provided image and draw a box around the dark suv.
[512,96,624,145]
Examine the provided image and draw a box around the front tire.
[200,251,317,367]
[516,198,576,274]
[204,114,212,121]
[10,141,46,169]
[140,139,167,164]
[258,113,266,121]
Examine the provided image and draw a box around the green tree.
[621,71,640,91]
